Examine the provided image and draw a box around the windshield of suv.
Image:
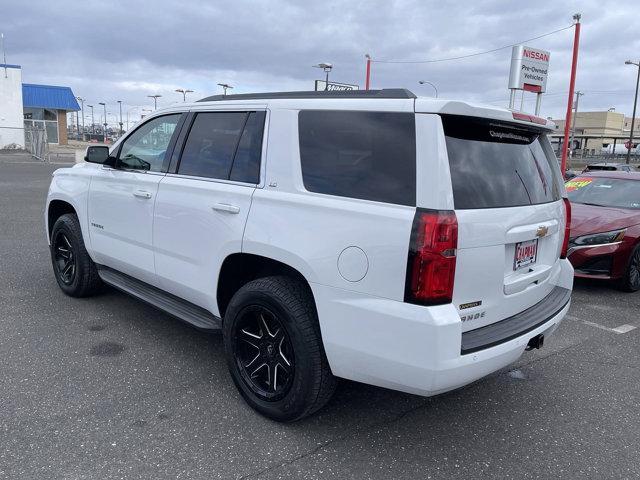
[566,176,640,209]
[442,115,561,209]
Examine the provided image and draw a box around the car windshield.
[566,176,640,209]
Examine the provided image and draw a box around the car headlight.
[569,229,626,248]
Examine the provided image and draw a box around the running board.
[97,266,221,331]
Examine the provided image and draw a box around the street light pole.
[568,91,583,166]
[313,63,333,91]
[365,54,371,90]
[147,94,162,110]
[624,60,640,164]
[98,102,107,141]
[560,13,582,178]
[87,104,94,135]
[217,83,233,96]
[175,88,194,101]
[418,80,438,97]
[76,97,85,140]
[117,100,123,136]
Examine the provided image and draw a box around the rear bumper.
[313,259,573,397]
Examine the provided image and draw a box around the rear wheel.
[620,245,640,292]
[223,276,336,422]
[50,214,102,297]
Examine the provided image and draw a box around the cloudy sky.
[2,0,638,126]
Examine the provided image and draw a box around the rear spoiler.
[414,98,556,131]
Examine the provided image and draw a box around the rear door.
[153,110,266,316]
[441,115,565,331]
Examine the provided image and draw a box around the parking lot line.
[576,317,638,334]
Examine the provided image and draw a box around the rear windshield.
[586,165,617,171]
[566,176,640,209]
[443,115,561,209]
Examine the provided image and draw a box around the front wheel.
[620,245,640,292]
[50,213,102,297]
[223,276,336,422]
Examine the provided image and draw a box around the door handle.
[133,190,152,199]
[212,203,240,214]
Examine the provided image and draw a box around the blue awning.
[22,83,80,111]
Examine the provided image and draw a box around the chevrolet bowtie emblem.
[536,225,549,238]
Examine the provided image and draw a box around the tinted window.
[298,111,416,206]
[178,112,247,179]
[566,176,640,209]
[230,111,266,183]
[443,115,561,209]
[118,114,181,172]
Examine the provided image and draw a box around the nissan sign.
[508,45,550,93]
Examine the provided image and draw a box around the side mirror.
[84,146,115,166]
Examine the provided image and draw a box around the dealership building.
[0,63,80,149]
[551,110,640,155]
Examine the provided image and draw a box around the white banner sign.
[508,45,550,93]
[314,80,359,91]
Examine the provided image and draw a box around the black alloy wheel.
[53,231,76,285]
[622,246,640,292]
[223,276,336,422]
[49,213,102,297]
[233,306,295,401]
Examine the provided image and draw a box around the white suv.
[45,89,573,421]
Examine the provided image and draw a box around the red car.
[565,171,640,291]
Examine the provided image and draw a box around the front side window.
[298,110,416,206]
[118,114,181,172]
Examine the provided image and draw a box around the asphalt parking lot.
[1,152,639,479]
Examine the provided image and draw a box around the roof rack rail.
[197,88,416,102]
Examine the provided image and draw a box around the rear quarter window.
[443,115,561,209]
[298,110,416,206]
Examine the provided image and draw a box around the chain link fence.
[24,125,49,161]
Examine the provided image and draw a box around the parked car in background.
[565,172,640,290]
[583,162,634,173]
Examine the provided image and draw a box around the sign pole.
[560,13,581,178]
[509,89,516,109]
[534,93,542,115]
[365,54,371,90]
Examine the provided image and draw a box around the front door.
[88,113,182,285]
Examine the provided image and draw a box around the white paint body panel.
[87,168,163,285]
[45,94,573,399]
[153,175,255,316]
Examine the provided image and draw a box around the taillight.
[405,209,458,305]
[561,198,572,259]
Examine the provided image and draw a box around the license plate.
[514,239,538,270]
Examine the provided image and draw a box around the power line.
[372,24,574,64]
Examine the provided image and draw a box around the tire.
[50,213,102,297]
[619,244,640,292]
[223,276,336,422]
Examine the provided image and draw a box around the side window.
[298,110,416,206]
[118,114,181,172]
[178,112,247,179]
[230,111,266,183]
